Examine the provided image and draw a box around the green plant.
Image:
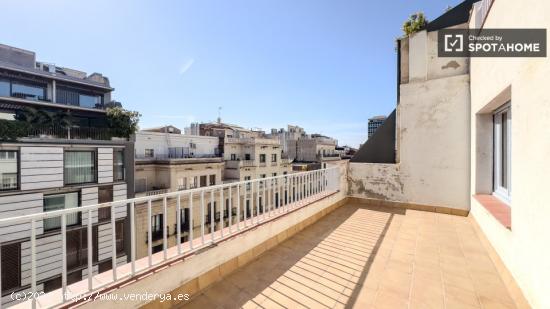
[402,12,428,36]
[106,107,141,138]
[0,119,30,141]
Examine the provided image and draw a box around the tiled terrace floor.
[180,202,518,309]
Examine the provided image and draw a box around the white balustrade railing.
[0,167,340,308]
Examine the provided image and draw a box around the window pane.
[44,193,79,230]
[11,82,45,101]
[64,151,96,184]
[0,79,10,97]
[1,243,21,294]
[0,150,18,190]
[113,150,124,181]
[79,94,102,108]
[501,112,508,189]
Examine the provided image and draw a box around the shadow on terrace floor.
[179,202,518,309]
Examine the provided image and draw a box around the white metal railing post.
[256,181,260,223]
[177,195,182,255]
[236,184,241,231]
[86,209,93,291]
[245,182,250,227]
[210,190,214,243]
[163,197,168,260]
[31,219,37,309]
[189,192,194,250]
[200,191,205,245]
[111,204,117,281]
[147,200,152,267]
[87,209,93,290]
[130,202,136,275]
[220,187,224,238]
[248,180,256,225]
[262,179,266,219]
[228,185,232,234]
[61,213,67,301]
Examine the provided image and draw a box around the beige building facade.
[467,1,550,307]
[223,137,291,181]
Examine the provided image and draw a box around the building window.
[259,154,266,163]
[43,192,80,231]
[271,154,277,162]
[113,150,125,181]
[179,208,190,231]
[1,243,21,295]
[260,174,266,178]
[493,103,511,203]
[206,202,218,224]
[244,154,251,160]
[98,259,112,274]
[230,154,236,160]
[56,86,103,108]
[11,80,46,101]
[144,149,154,158]
[152,244,163,254]
[209,174,216,186]
[272,173,277,177]
[43,271,82,293]
[0,78,9,97]
[98,186,113,222]
[151,214,163,240]
[200,175,207,187]
[66,228,88,271]
[64,151,96,185]
[0,150,18,191]
[116,221,124,254]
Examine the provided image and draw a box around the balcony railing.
[22,125,117,141]
[135,153,221,160]
[135,188,170,197]
[0,167,340,308]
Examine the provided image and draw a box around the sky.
[1,0,464,148]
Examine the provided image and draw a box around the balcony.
[0,163,527,309]
[184,202,521,309]
[226,159,256,168]
[0,122,120,141]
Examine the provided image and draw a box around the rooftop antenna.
[217,106,222,124]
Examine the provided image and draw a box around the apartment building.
[0,44,133,303]
[295,134,339,162]
[367,115,386,139]
[266,125,306,160]
[132,129,224,258]
[223,137,291,182]
[133,129,222,194]
[198,120,256,156]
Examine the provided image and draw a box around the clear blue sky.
[1,0,463,147]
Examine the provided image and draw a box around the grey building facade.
[367,115,387,139]
[0,44,134,305]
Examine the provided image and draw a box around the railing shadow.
[190,202,405,308]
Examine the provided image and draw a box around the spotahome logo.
[438,29,546,57]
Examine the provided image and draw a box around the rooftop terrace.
[179,202,524,309]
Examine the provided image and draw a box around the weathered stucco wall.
[349,73,470,211]
[469,1,550,307]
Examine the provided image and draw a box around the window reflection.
[9,81,46,101]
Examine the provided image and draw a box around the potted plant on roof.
[402,12,428,36]
[106,107,141,140]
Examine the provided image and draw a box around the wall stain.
[442,60,460,70]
